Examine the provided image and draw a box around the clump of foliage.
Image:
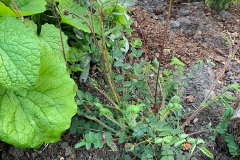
[205,0,240,10]
[65,0,221,159]
[68,1,240,159]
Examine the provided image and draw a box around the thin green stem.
[84,115,117,133]
[104,115,127,130]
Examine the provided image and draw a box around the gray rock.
[182,65,215,110]
[219,10,231,20]
[168,20,180,29]
[177,17,192,29]
[226,71,233,76]
[180,10,191,16]
[65,146,72,156]
[60,142,69,149]
[9,146,25,158]
[229,76,234,80]
[205,24,212,31]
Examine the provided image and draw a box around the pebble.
[205,24,212,31]
[219,10,231,20]
[65,147,72,156]
[9,147,25,158]
[61,142,70,149]
[177,17,192,29]
[168,20,180,29]
[179,10,191,16]
[226,71,233,76]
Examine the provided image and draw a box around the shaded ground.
[1,1,240,160]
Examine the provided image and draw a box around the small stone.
[168,20,180,29]
[205,24,212,31]
[31,152,38,159]
[9,147,25,158]
[229,76,234,80]
[219,10,231,20]
[180,10,191,16]
[163,49,171,55]
[231,107,240,120]
[61,142,69,149]
[177,17,191,29]
[226,71,233,76]
[204,89,215,99]
[232,32,239,38]
[193,118,199,123]
[65,147,72,157]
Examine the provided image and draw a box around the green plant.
[0,1,77,148]
[56,0,133,82]
[224,133,240,156]
[205,0,240,10]
[209,83,240,156]
[73,56,214,159]
[68,1,240,159]
[183,37,240,157]
[67,0,216,159]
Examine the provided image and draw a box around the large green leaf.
[58,0,101,34]
[0,48,77,148]
[0,16,40,90]
[0,0,46,16]
[38,24,69,62]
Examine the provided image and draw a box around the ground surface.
[1,1,240,160]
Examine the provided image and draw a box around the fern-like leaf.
[199,146,214,159]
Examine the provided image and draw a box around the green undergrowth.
[0,0,239,159]
[205,0,240,11]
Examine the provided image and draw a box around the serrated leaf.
[196,139,205,144]
[75,141,85,148]
[0,16,40,90]
[189,144,196,154]
[162,150,174,155]
[179,134,189,139]
[106,132,112,146]
[163,136,173,143]
[224,134,240,156]
[0,49,77,148]
[199,146,214,159]
[0,0,46,16]
[155,137,163,144]
[94,133,103,148]
[161,156,174,160]
[187,138,197,144]
[188,73,193,79]
[85,142,91,150]
[174,139,186,147]
[170,57,185,66]
[159,130,171,137]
